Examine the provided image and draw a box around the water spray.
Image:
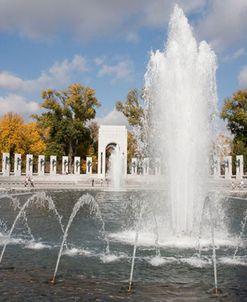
[51,193,104,284]
[209,201,221,296]
[128,206,144,292]
[233,209,247,259]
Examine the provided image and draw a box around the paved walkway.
[0,175,247,197]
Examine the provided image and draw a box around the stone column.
[131,158,137,175]
[213,156,220,178]
[2,153,10,177]
[224,156,232,180]
[38,155,45,176]
[14,154,22,176]
[97,151,105,177]
[86,157,92,174]
[155,158,161,175]
[143,158,150,176]
[74,157,80,175]
[62,156,69,174]
[26,154,33,176]
[50,156,57,176]
[236,155,244,180]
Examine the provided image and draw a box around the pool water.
[0,190,246,301]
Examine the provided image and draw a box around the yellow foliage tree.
[0,112,25,155]
[22,122,46,155]
[0,112,46,156]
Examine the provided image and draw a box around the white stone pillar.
[236,155,244,180]
[2,153,10,177]
[224,156,232,180]
[98,151,104,176]
[62,156,69,174]
[131,158,137,175]
[38,155,45,176]
[26,154,33,176]
[213,156,220,178]
[143,158,150,176]
[86,157,92,174]
[14,154,22,177]
[50,156,57,176]
[122,151,127,177]
[74,157,80,175]
[155,158,161,175]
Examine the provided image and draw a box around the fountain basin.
[0,190,246,301]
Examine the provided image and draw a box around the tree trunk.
[68,141,73,173]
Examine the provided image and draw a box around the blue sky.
[0,0,247,125]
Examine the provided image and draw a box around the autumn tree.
[0,112,46,159]
[22,122,46,155]
[0,113,25,156]
[33,84,100,170]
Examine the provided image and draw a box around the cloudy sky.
[0,0,247,124]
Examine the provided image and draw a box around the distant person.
[240,179,244,189]
[30,177,34,187]
[24,176,29,187]
[92,179,94,187]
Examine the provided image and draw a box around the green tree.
[127,131,138,172]
[221,89,247,144]
[33,83,100,171]
[115,89,145,162]
[88,121,99,155]
[115,89,144,127]
[221,89,247,171]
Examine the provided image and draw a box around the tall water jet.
[109,145,124,190]
[144,5,217,236]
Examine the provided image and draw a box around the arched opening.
[97,125,127,178]
[105,142,117,174]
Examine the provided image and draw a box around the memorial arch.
[97,125,127,178]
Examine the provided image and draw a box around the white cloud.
[96,109,128,126]
[0,94,40,116]
[196,0,247,51]
[0,55,87,92]
[1,0,246,53]
[0,0,206,41]
[238,65,247,88]
[125,32,140,43]
[231,48,246,60]
[94,57,105,66]
[222,48,246,63]
[48,55,87,83]
[0,72,24,90]
[97,59,134,81]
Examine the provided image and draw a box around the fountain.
[51,193,109,284]
[108,144,124,190]
[0,192,65,264]
[144,4,217,237]
[0,5,246,301]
